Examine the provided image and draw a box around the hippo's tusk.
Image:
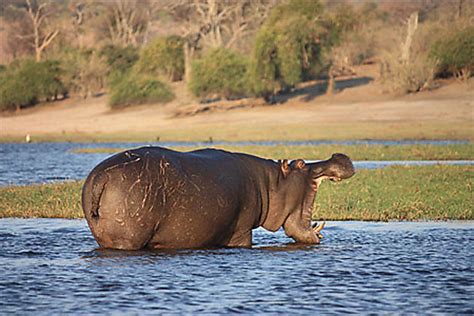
[313,221,325,234]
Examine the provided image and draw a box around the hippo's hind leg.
[83,165,160,250]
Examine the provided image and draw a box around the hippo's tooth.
[313,221,325,234]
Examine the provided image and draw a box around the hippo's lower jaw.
[311,176,335,191]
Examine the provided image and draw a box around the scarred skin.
[82,147,355,250]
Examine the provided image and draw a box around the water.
[0,219,472,314]
[0,142,472,186]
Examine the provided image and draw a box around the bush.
[135,36,184,81]
[100,45,139,74]
[0,59,66,111]
[189,48,249,99]
[59,48,108,98]
[379,17,445,94]
[430,27,474,80]
[380,53,437,94]
[109,73,174,108]
[249,0,335,97]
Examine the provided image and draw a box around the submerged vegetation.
[72,144,474,161]
[0,166,472,221]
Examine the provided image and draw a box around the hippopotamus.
[82,147,355,250]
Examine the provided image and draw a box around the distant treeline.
[0,0,472,111]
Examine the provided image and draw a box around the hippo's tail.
[82,171,108,222]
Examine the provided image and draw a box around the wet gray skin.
[82,147,355,250]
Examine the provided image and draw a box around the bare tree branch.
[23,0,60,61]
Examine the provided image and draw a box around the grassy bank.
[314,165,473,221]
[73,144,474,161]
[1,166,472,220]
[0,181,83,218]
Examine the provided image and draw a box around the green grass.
[0,181,83,218]
[72,143,474,161]
[314,165,473,221]
[0,166,472,220]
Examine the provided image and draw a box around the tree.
[250,0,336,98]
[135,36,185,81]
[24,0,60,62]
[164,0,275,82]
[99,0,151,47]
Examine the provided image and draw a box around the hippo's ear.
[290,159,305,170]
[280,159,290,178]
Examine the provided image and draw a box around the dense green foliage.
[249,0,335,96]
[189,48,249,98]
[0,59,66,111]
[109,72,174,108]
[430,27,474,79]
[100,45,139,74]
[136,36,185,81]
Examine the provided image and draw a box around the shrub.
[430,27,474,80]
[379,17,445,94]
[100,45,139,74]
[109,72,174,108]
[135,36,184,81]
[249,0,335,97]
[0,59,66,111]
[189,48,249,99]
[0,71,36,111]
[59,48,108,98]
[380,52,437,94]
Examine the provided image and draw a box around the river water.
[0,141,472,186]
[0,219,472,314]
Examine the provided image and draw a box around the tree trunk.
[184,41,194,83]
[35,49,41,62]
[326,67,335,96]
[401,12,418,64]
[457,0,464,19]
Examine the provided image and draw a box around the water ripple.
[0,219,473,314]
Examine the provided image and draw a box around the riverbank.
[72,143,474,161]
[1,165,472,220]
[1,79,473,143]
